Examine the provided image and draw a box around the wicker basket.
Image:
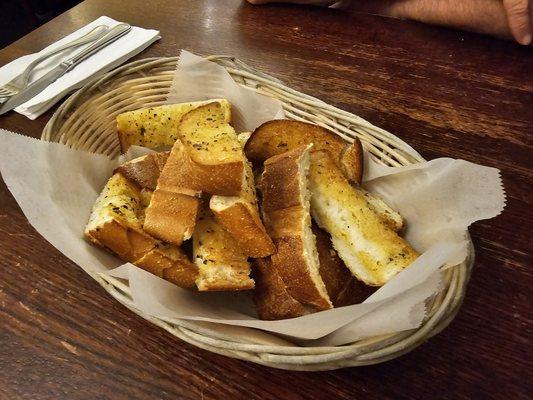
[42,56,474,371]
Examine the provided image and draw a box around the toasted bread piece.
[244,120,400,230]
[193,205,254,291]
[149,102,245,197]
[309,151,419,286]
[116,155,199,288]
[143,103,245,243]
[252,258,309,320]
[261,145,332,310]
[359,188,404,232]
[85,173,157,262]
[135,245,198,289]
[85,173,199,288]
[118,150,199,245]
[209,130,273,258]
[245,119,363,184]
[143,188,199,245]
[175,102,245,196]
[210,158,275,258]
[117,99,231,153]
[114,152,169,191]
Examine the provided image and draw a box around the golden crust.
[313,225,352,304]
[210,200,275,258]
[340,140,364,185]
[143,103,246,243]
[176,102,244,196]
[253,225,376,319]
[261,145,332,311]
[270,236,331,310]
[261,150,303,212]
[158,139,244,196]
[135,246,198,289]
[252,258,308,320]
[85,172,199,289]
[209,159,274,258]
[84,173,156,262]
[86,217,156,263]
[114,152,169,190]
[143,189,199,245]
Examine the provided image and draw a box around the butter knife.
[0,23,131,116]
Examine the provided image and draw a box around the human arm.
[246,0,532,45]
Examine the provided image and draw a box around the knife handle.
[61,23,132,72]
[24,25,109,76]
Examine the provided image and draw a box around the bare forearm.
[347,0,511,38]
[247,0,531,44]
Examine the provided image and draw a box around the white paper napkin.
[0,16,160,119]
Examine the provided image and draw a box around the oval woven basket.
[42,56,474,371]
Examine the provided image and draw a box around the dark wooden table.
[0,0,531,398]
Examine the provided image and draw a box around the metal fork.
[0,25,109,100]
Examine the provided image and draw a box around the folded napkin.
[0,16,160,119]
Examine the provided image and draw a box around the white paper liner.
[167,50,285,132]
[0,51,506,346]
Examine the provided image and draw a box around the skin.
[503,0,532,44]
[246,0,532,45]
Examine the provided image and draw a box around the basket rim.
[41,55,475,369]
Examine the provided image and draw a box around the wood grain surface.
[0,0,531,399]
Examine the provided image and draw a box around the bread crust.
[158,139,244,196]
[209,158,275,258]
[245,119,363,184]
[270,236,330,310]
[262,149,303,211]
[144,102,244,245]
[210,199,275,258]
[261,145,332,311]
[84,173,157,262]
[114,152,169,190]
[143,189,199,245]
[252,223,376,319]
[86,217,157,263]
[334,276,377,307]
[313,224,352,304]
[176,102,244,196]
[252,258,308,320]
[84,172,199,288]
[340,140,364,184]
[135,246,198,289]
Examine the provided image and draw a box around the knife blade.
[0,23,131,116]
